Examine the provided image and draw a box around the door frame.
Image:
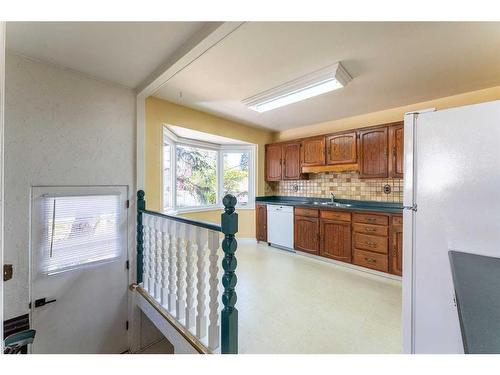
[28,185,130,353]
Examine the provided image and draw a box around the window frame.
[31,185,128,277]
[161,125,256,213]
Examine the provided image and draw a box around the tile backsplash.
[265,172,403,203]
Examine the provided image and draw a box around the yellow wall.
[145,97,274,238]
[275,86,500,141]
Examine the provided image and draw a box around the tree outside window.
[223,151,249,206]
[176,145,217,207]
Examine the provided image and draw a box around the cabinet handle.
[365,241,377,247]
[365,227,376,232]
[366,217,376,223]
[364,257,377,263]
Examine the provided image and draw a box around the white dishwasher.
[267,204,294,250]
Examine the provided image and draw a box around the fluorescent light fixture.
[242,62,352,113]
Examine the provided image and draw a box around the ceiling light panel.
[242,62,352,113]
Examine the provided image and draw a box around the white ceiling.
[153,22,500,131]
[6,21,211,88]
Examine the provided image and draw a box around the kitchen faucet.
[330,192,336,203]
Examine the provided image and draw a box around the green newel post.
[137,190,146,284]
[221,194,238,354]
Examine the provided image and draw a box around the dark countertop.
[256,195,403,214]
[449,251,500,354]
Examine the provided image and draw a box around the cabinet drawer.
[320,210,351,222]
[353,223,388,236]
[295,208,319,218]
[353,232,388,254]
[353,212,389,226]
[392,215,403,226]
[353,249,388,272]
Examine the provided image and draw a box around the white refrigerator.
[402,100,500,354]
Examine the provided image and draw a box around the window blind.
[39,194,122,275]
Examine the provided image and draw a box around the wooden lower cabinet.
[352,211,390,273]
[294,215,319,254]
[255,204,267,242]
[352,249,388,272]
[291,208,402,275]
[319,219,351,262]
[352,232,388,254]
[390,214,403,276]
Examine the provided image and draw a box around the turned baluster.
[195,228,208,339]
[142,214,150,291]
[147,215,156,294]
[207,229,221,350]
[185,225,196,330]
[161,219,170,306]
[176,223,187,320]
[168,221,178,312]
[154,217,163,300]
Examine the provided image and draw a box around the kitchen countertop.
[449,251,500,353]
[256,195,403,214]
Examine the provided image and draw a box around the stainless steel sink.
[321,202,352,208]
[308,201,352,208]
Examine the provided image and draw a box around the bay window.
[162,126,255,212]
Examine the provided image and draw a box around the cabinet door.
[390,216,403,276]
[294,216,319,254]
[265,143,282,181]
[358,126,389,178]
[326,132,357,165]
[319,219,351,262]
[256,204,267,242]
[282,142,301,180]
[389,123,404,178]
[301,136,325,166]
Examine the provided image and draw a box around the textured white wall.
[4,53,136,319]
[0,22,5,347]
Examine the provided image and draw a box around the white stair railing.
[135,190,239,354]
[140,212,223,351]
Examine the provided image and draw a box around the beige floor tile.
[236,241,402,354]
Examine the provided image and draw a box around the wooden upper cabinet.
[265,143,282,181]
[358,126,389,178]
[294,215,319,254]
[319,218,352,262]
[389,122,404,178]
[301,136,326,167]
[390,215,403,276]
[282,142,302,180]
[326,131,357,165]
[255,204,267,242]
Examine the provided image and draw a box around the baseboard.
[299,251,402,281]
[261,242,402,282]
